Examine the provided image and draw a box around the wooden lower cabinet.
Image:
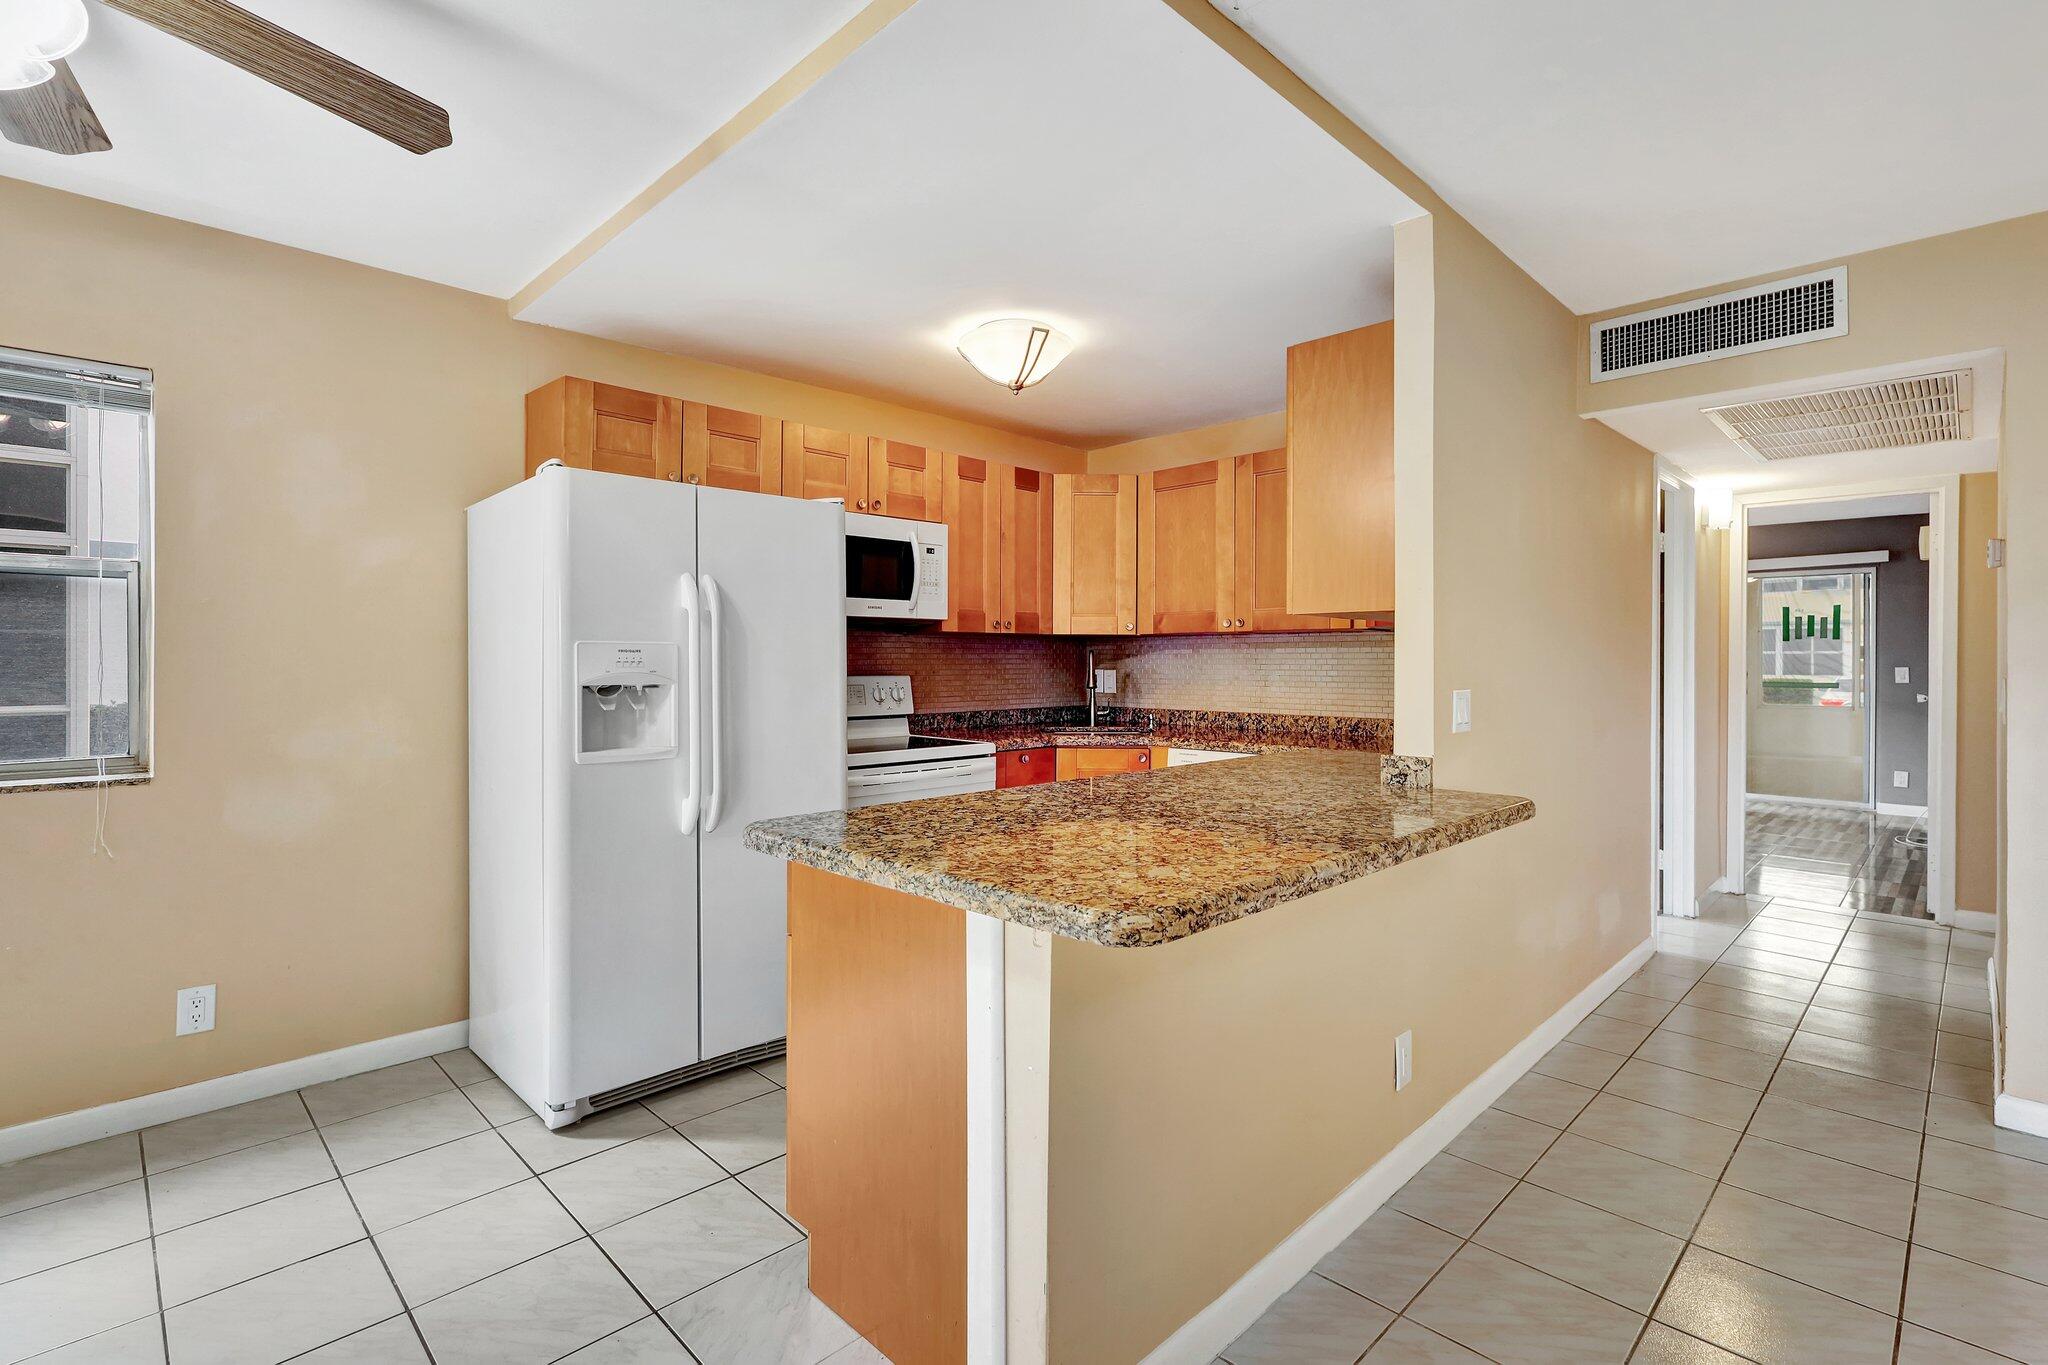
[1054,746,1152,781]
[1053,474,1138,635]
[996,747,1055,788]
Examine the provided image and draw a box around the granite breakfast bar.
[744,751,1533,1365]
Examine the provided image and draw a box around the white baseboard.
[0,1021,469,1166]
[1994,1093,2048,1140]
[1875,802,1930,819]
[1953,908,1998,934]
[1139,937,1656,1364]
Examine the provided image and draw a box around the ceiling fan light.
[3,0,89,61]
[956,318,1074,394]
[0,53,55,90]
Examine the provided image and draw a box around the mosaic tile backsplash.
[848,627,1395,719]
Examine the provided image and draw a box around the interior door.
[695,487,846,1058]
[556,472,700,1103]
[1747,569,1872,805]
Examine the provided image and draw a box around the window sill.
[0,772,152,796]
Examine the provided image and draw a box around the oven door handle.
[847,762,990,787]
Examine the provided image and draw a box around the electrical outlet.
[1450,690,1472,734]
[1393,1030,1414,1091]
[176,985,215,1037]
[1893,771,1910,790]
[1094,668,1117,695]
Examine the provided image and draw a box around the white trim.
[1875,802,1929,819]
[1746,791,1871,812]
[1728,476,1958,925]
[1953,908,1998,934]
[1655,469,1699,920]
[1995,1093,2048,1141]
[966,915,1007,1365]
[1746,551,1892,571]
[1139,937,1656,1365]
[0,1021,468,1166]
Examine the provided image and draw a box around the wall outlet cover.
[1895,667,1911,684]
[1393,1030,1414,1091]
[176,985,216,1037]
[1450,690,1472,734]
[1893,771,1910,789]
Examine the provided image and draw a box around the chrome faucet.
[1084,645,1099,728]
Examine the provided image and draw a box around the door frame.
[1725,476,1959,923]
[1743,562,1880,809]
[1654,466,1698,919]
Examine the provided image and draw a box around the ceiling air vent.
[1702,370,1973,461]
[1591,267,1847,382]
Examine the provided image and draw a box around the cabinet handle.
[687,474,700,484]
[666,472,681,482]
[1126,623,1135,631]
[1020,753,1030,763]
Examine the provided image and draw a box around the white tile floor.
[1222,894,2028,1364]
[0,1051,887,1364]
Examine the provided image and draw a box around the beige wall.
[0,175,1085,1131]
[1580,212,2045,1098]
[1958,472,2000,917]
[1036,16,1653,1341]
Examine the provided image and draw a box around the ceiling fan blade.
[0,59,113,155]
[100,0,451,154]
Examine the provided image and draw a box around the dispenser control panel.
[574,640,680,764]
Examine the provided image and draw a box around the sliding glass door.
[1746,568,1874,806]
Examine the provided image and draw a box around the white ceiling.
[1596,350,2004,493]
[0,0,871,296]
[1748,494,1929,527]
[515,0,1417,446]
[1212,0,2048,313]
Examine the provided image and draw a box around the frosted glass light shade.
[0,0,88,89]
[956,318,1074,394]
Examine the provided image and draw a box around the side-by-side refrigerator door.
[695,487,846,1058]
[551,471,703,1107]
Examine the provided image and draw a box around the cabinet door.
[1000,466,1055,635]
[1287,322,1394,616]
[1138,460,1233,634]
[683,403,782,494]
[868,439,943,521]
[1054,747,1151,781]
[525,377,681,482]
[1234,449,1345,631]
[996,747,1055,788]
[941,453,1002,633]
[1053,473,1137,635]
[782,424,870,507]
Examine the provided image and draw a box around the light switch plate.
[1893,771,1910,789]
[1450,690,1472,734]
[1895,667,1910,684]
[1393,1030,1414,1091]
[1094,668,1117,695]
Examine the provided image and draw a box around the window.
[1754,570,1863,709]
[0,347,152,786]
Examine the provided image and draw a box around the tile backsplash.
[1094,632,1394,718]
[849,627,1394,719]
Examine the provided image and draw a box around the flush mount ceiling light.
[955,318,1074,395]
[0,0,88,90]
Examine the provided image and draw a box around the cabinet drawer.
[996,747,1057,788]
[1054,747,1152,781]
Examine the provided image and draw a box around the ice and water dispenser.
[574,641,679,763]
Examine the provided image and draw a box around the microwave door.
[846,533,916,604]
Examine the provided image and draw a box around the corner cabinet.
[1287,322,1394,617]
[1052,474,1138,635]
[526,377,682,481]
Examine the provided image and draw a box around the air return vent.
[1702,370,1973,461]
[1591,267,1847,381]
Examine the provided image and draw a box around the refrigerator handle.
[702,574,725,832]
[679,571,701,836]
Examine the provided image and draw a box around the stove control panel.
[847,674,914,719]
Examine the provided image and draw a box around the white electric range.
[844,674,996,809]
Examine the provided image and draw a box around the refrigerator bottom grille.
[588,1039,788,1111]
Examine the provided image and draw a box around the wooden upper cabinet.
[1234,448,1346,632]
[1287,321,1394,616]
[1053,473,1137,635]
[1138,460,1234,634]
[941,453,1002,633]
[1000,466,1054,635]
[783,424,869,506]
[866,439,943,521]
[683,403,782,494]
[526,377,681,481]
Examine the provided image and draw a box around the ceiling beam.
[509,0,919,317]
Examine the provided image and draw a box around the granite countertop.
[912,708,1393,755]
[745,749,1532,948]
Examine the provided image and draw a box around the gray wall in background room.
[1748,513,1931,807]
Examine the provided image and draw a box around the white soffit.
[0,0,874,296]
[1594,350,2004,493]
[1748,494,1930,527]
[1211,0,2048,312]
[516,0,1418,446]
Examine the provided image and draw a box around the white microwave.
[844,511,948,620]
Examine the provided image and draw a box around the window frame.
[0,440,80,553]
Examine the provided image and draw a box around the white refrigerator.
[467,466,844,1128]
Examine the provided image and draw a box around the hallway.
[1745,800,1931,920]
